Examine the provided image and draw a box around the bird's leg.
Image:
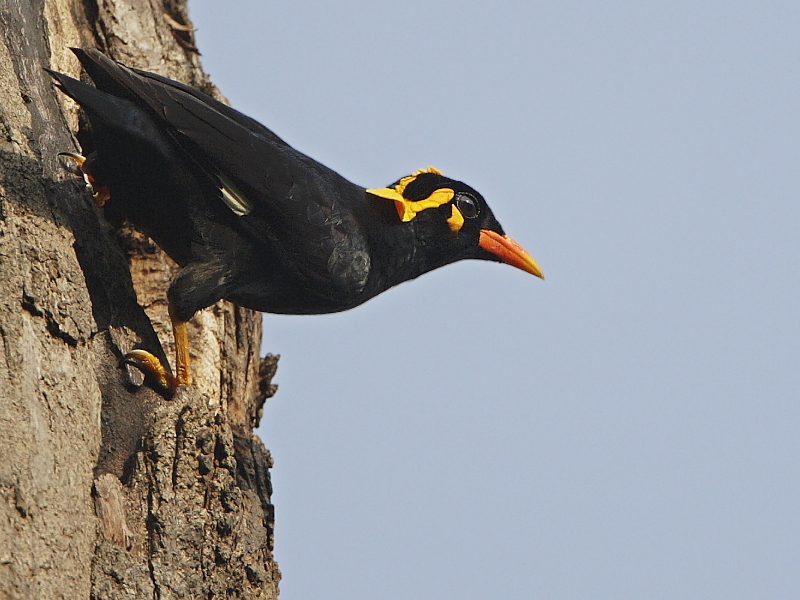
[121,304,191,397]
[171,308,192,386]
[122,262,228,397]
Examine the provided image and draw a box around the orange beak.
[479,230,544,279]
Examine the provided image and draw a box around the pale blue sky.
[190,2,800,598]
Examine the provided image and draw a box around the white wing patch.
[217,173,252,216]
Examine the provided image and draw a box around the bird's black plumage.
[48,48,542,393]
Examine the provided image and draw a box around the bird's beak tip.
[478,229,544,279]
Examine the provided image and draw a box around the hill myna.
[48,48,543,396]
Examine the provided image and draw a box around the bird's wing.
[129,67,291,149]
[73,48,372,300]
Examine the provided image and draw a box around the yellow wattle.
[447,204,465,232]
[366,167,454,223]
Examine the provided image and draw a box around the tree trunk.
[0,1,280,598]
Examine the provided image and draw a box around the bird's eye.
[455,194,479,218]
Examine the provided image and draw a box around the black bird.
[48,48,543,396]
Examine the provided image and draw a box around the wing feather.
[72,48,372,299]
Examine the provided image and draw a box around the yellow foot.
[58,151,111,206]
[58,151,86,168]
[92,185,111,205]
[121,349,179,398]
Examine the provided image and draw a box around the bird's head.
[367,167,544,279]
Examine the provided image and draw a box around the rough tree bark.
[0,1,280,598]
